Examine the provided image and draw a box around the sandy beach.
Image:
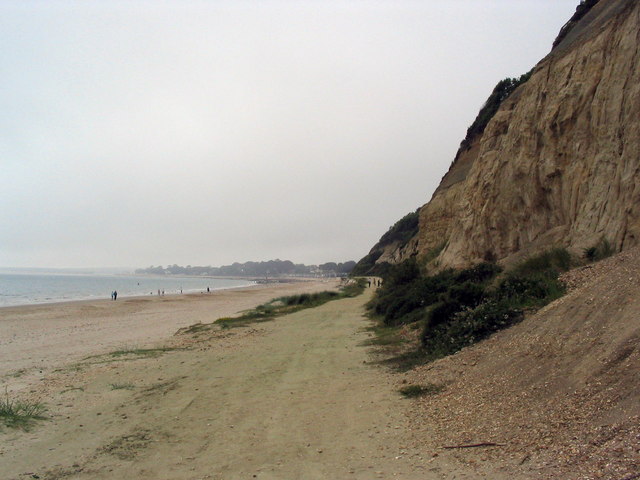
[0,280,492,480]
[0,280,339,388]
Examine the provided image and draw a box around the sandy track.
[1,286,471,479]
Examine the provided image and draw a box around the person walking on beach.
[113,290,117,301]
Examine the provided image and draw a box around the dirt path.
[2,288,471,479]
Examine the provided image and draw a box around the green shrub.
[364,248,573,363]
[458,71,533,153]
[494,272,565,307]
[422,299,524,359]
[399,383,443,398]
[455,262,502,283]
[368,261,501,328]
[583,238,614,262]
[511,247,573,277]
[350,250,383,277]
[378,210,420,248]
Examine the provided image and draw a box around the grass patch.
[53,363,87,374]
[216,315,275,330]
[183,279,368,332]
[81,347,181,365]
[110,383,135,390]
[0,390,47,430]
[399,383,444,398]
[361,324,405,346]
[108,347,178,358]
[177,322,216,335]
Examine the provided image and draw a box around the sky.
[1,0,580,270]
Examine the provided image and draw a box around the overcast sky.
[1,0,579,269]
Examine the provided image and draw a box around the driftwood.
[442,442,506,449]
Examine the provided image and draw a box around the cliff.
[360,0,640,271]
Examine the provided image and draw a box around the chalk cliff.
[361,0,640,271]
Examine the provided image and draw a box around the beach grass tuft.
[80,346,181,366]
[0,390,47,430]
[108,347,178,358]
[110,382,135,390]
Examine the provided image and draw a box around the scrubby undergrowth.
[367,247,577,364]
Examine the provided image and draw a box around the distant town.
[135,259,356,278]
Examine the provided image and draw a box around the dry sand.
[0,280,482,480]
[0,281,338,385]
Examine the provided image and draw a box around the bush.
[455,261,502,284]
[399,383,443,398]
[494,272,564,307]
[511,247,573,277]
[583,238,614,262]
[366,248,575,366]
[350,250,383,276]
[422,299,524,359]
[378,210,420,248]
[458,71,533,153]
[368,260,500,328]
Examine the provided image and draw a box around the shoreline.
[0,280,259,311]
[0,274,328,310]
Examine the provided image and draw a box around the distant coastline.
[135,259,356,278]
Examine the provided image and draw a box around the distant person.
[368,280,371,288]
[207,286,210,293]
[111,291,114,300]
[113,290,117,301]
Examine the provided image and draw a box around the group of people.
[367,278,382,288]
[110,290,118,300]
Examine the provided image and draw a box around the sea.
[0,270,254,308]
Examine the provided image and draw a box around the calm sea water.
[0,271,254,307]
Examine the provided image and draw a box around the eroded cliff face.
[369,0,640,271]
[438,0,640,268]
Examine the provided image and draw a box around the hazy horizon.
[1,1,579,269]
